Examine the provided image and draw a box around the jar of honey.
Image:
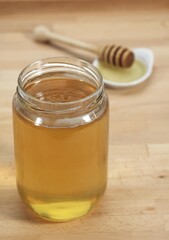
[13,57,109,222]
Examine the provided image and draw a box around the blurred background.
[1,0,169,67]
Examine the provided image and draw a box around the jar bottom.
[17,184,106,222]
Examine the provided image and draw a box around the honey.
[13,58,109,221]
[97,60,146,83]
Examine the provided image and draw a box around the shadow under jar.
[12,57,109,222]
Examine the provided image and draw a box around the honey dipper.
[33,25,134,68]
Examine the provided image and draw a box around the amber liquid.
[13,78,108,221]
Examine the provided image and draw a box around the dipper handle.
[33,25,134,68]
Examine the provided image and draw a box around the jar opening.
[17,57,103,112]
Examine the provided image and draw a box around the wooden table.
[1,1,169,239]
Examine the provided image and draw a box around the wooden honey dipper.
[33,25,134,68]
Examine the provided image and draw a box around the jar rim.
[17,57,104,109]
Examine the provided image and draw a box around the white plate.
[92,48,154,88]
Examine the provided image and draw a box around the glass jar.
[13,57,109,222]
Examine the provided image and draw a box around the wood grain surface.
[1,1,169,239]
